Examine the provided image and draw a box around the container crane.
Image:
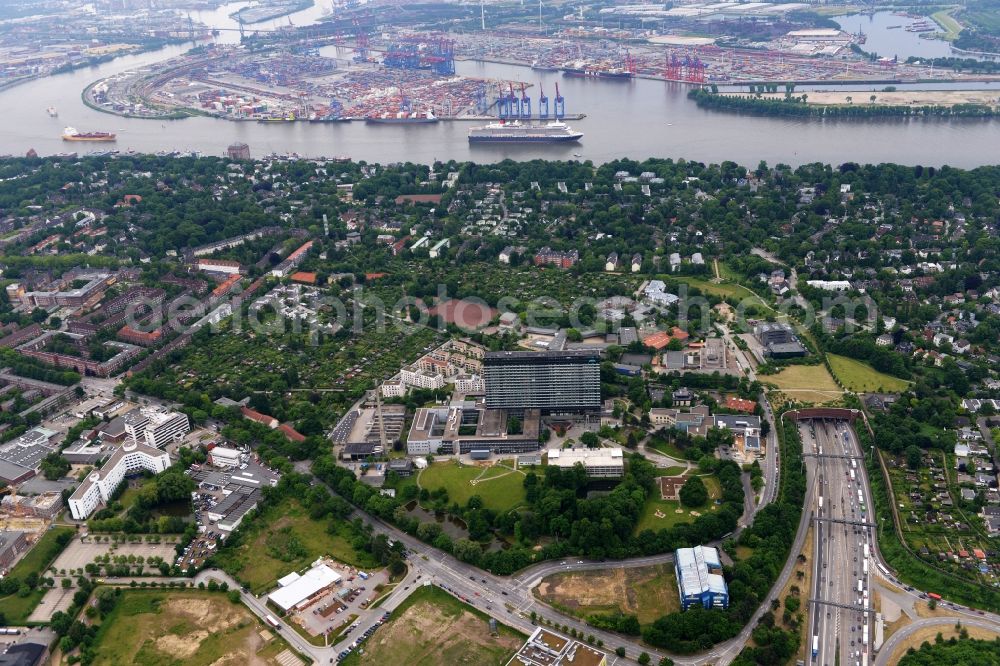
[538,83,549,118]
[519,83,531,118]
[553,82,565,118]
[508,83,521,118]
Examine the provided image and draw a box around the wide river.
[3,2,1000,167]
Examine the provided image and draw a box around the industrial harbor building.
[675,545,729,610]
[484,350,601,413]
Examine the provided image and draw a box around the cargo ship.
[308,114,352,123]
[62,127,116,142]
[531,61,560,72]
[468,120,582,144]
[561,61,633,79]
[365,111,438,124]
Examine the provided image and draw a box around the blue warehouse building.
[675,545,729,610]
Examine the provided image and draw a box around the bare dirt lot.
[352,586,522,665]
[534,563,679,623]
[91,590,289,665]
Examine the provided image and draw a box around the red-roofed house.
[241,406,278,429]
[392,236,412,256]
[278,423,306,442]
[211,274,241,299]
[725,396,756,413]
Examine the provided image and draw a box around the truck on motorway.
[850,469,856,481]
[863,543,870,559]
[812,635,819,658]
[862,624,869,646]
[852,459,857,469]
[863,559,869,575]
[928,592,942,600]
[265,614,281,629]
[818,496,824,510]
[858,580,864,593]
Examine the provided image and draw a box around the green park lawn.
[635,474,721,534]
[767,363,843,404]
[419,461,526,513]
[827,354,910,392]
[654,466,688,477]
[635,497,698,533]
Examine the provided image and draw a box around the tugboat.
[47,106,58,117]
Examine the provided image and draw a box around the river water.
[834,11,955,62]
[3,3,1000,168]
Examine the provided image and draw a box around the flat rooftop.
[547,447,623,467]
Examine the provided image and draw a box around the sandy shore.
[726,90,1000,107]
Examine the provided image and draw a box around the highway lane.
[873,617,1000,666]
[810,417,1000,665]
[806,419,874,666]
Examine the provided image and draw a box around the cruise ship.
[468,121,582,144]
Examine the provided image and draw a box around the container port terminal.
[80,4,1000,125]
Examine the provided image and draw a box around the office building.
[484,350,600,413]
[68,441,171,520]
[675,545,729,610]
[406,403,541,456]
[547,447,624,478]
[123,408,190,448]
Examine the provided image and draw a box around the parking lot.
[52,536,177,573]
[27,586,75,623]
[290,563,391,640]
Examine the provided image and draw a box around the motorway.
[805,419,873,666]
[800,417,1000,666]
